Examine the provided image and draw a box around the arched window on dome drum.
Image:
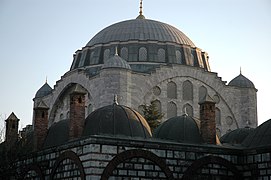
[191,53,195,66]
[199,86,207,102]
[139,47,147,61]
[215,108,221,125]
[78,50,87,67]
[167,101,177,118]
[167,81,177,99]
[183,80,193,101]
[183,104,193,117]
[158,48,165,62]
[120,47,128,61]
[153,100,162,114]
[176,50,182,64]
[103,49,110,62]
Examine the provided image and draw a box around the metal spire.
[136,0,145,19]
[240,67,242,74]
[139,0,143,16]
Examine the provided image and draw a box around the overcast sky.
[0,0,270,129]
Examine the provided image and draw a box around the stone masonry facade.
[16,136,271,180]
[35,64,257,138]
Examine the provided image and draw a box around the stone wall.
[34,64,257,137]
[15,136,271,179]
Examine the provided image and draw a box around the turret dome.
[228,73,255,88]
[35,82,52,98]
[102,53,131,70]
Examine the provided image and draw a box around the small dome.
[35,82,52,98]
[228,74,255,88]
[102,54,131,70]
[220,127,254,145]
[242,119,271,148]
[82,104,152,138]
[43,120,69,148]
[154,114,203,144]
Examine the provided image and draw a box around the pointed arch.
[216,108,221,125]
[120,47,128,60]
[167,101,177,118]
[183,103,193,117]
[139,47,147,61]
[158,48,166,62]
[50,151,85,180]
[167,81,177,99]
[153,99,162,114]
[183,80,193,101]
[176,50,182,64]
[199,86,207,102]
[183,155,242,180]
[101,149,174,180]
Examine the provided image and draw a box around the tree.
[142,100,164,132]
[0,114,6,143]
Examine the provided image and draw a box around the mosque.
[0,1,270,179]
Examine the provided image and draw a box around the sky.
[0,0,270,129]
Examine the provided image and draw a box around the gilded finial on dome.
[115,46,118,56]
[136,0,145,19]
[113,94,119,105]
[184,107,188,116]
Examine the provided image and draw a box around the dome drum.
[70,18,210,72]
[70,42,210,71]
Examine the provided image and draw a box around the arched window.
[176,50,182,64]
[183,80,193,101]
[153,100,162,114]
[191,53,195,66]
[215,108,221,125]
[139,47,147,61]
[78,50,87,67]
[103,49,110,62]
[183,104,193,117]
[120,47,128,60]
[199,86,207,102]
[167,81,177,99]
[158,48,165,62]
[167,101,177,118]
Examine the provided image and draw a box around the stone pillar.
[199,94,216,144]
[5,112,19,145]
[34,101,49,151]
[69,85,86,140]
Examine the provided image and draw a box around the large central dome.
[86,19,195,47]
[70,17,210,72]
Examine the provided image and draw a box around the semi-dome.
[228,73,255,88]
[102,53,131,70]
[82,103,152,138]
[35,82,52,98]
[154,114,203,144]
[242,119,271,148]
[220,127,254,145]
[87,19,195,47]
